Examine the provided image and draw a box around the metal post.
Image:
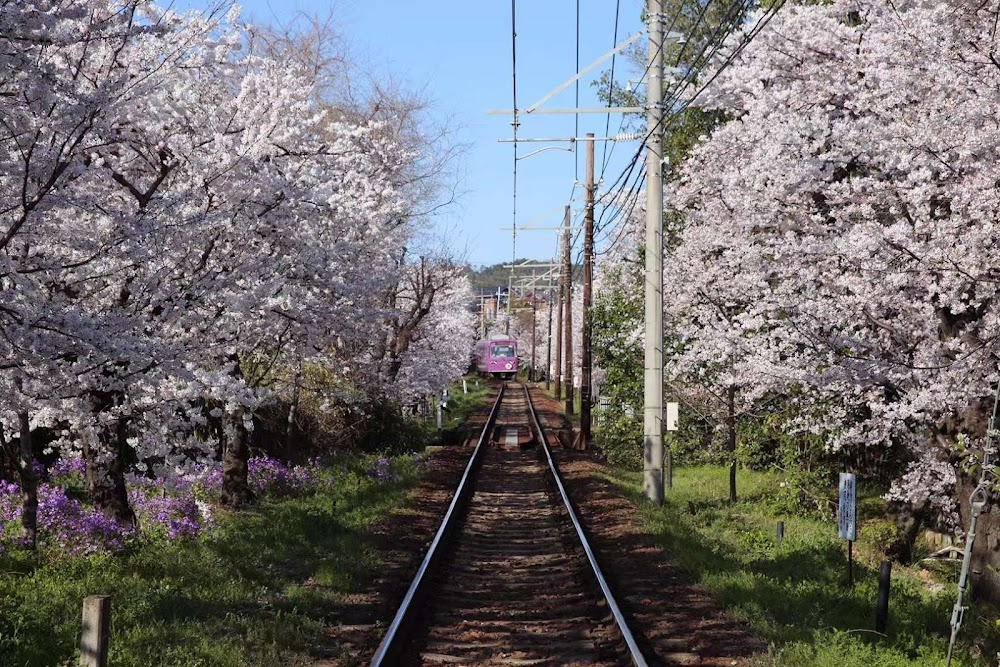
[665,448,673,490]
[847,540,854,586]
[875,560,891,633]
[643,0,665,503]
[947,486,989,665]
[946,383,1000,666]
[581,133,595,446]
[506,270,513,335]
[81,595,111,667]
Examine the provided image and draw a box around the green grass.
[0,456,423,667]
[602,465,999,667]
[536,382,580,424]
[440,376,493,434]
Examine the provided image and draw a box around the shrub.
[859,518,904,562]
[595,404,643,467]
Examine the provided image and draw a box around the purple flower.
[129,489,206,540]
[366,458,396,482]
[248,456,314,495]
[49,456,86,479]
[34,485,135,555]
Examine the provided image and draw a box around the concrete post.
[81,595,111,667]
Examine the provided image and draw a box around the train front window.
[491,344,515,358]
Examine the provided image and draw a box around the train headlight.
[505,362,513,370]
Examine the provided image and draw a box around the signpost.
[839,472,857,585]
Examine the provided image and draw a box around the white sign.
[838,473,857,541]
[665,402,679,432]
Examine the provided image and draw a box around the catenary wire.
[594,0,789,260]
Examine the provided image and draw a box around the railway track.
[371,382,647,666]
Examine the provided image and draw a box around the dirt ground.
[313,389,500,665]
[553,449,766,665]
[316,382,765,666]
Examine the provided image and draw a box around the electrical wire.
[575,0,581,183]
[593,0,789,261]
[600,0,622,177]
[598,0,691,187]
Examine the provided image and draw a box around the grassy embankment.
[0,455,420,667]
[602,465,1000,667]
[539,381,582,425]
[439,376,493,438]
[0,377,491,667]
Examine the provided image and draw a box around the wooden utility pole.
[580,133,595,446]
[563,205,575,415]
[545,289,553,390]
[554,216,566,401]
[530,299,537,381]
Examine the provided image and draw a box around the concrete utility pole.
[562,205,575,415]
[580,133,595,447]
[554,214,566,401]
[644,0,665,504]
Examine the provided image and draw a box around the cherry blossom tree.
[0,1,417,524]
[668,0,1000,572]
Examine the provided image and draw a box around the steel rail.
[369,383,507,666]
[523,383,650,666]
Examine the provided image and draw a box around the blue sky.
[187,0,647,267]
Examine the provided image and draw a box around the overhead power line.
[593,0,790,261]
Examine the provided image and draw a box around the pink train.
[473,337,519,379]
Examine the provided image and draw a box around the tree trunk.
[18,409,38,549]
[956,474,1000,602]
[221,408,253,508]
[9,376,39,549]
[83,391,135,526]
[220,352,253,508]
[727,385,737,504]
[887,499,928,563]
[284,366,302,457]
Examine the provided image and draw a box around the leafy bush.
[358,398,434,455]
[859,518,904,562]
[594,404,643,467]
